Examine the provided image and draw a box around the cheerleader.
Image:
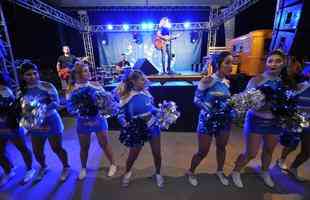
[0,72,35,186]
[68,62,117,180]
[116,70,164,188]
[231,50,286,188]
[19,62,70,181]
[277,71,310,181]
[186,51,234,186]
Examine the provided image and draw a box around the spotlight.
[133,32,143,45]
[141,23,148,30]
[184,22,191,29]
[123,24,129,31]
[147,23,154,30]
[102,40,107,45]
[107,24,113,30]
[190,31,199,43]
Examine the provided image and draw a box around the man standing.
[56,45,77,96]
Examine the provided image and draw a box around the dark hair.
[211,51,232,72]
[19,62,39,94]
[266,49,286,62]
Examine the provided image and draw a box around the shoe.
[276,159,288,170]
[107,164,117,177]
[0,170,16,186]
[36,167,48,181]
[23,168,36,183]
[121,171,132,187]
[231,171,243,188]
[186,171,198,186]
[155,174,164,188]
[216,171,229,186]
[78,168,87,180]
[260,171,275,188]
[60,167,70,181]
[289,168,306,182]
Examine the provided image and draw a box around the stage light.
[190,31,199,43]
[184,22,191,29]
[147,23,154,30]
[141,23,148,30]
[107,24,113,30]
[133,32,143,45]
[102,40,107,45]
[123,24,129,31]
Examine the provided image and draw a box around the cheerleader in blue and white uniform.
[0,72,35,186]
[19,62,70,181]
[116,70,164,188]
[231,50,286,188]
[279,70,310,181]
[187,51,234,186]
[68,62,117,180]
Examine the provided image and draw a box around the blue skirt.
[244,111,282,135]
[119,118,160,148]
[29,112,64,137]
[197,111,232,136]
[77,115,108,134]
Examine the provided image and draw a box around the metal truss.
[8,0,85,31]
[0,2,19,90]
[210,0,260,29]
[78,10,96,78]
[90,22,210,33]
[67,6,211,12]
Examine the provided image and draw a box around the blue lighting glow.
[184,22,191,29]
[107,24,113,30]
[123,24,129,31]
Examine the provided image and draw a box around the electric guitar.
[58,56,89,80]
[154,33,181,50]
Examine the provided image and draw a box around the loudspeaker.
[270,0,310,57]
[133,58,159,75]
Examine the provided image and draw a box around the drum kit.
[95,64,133,85]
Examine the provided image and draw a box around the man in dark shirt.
[56,45,77,96]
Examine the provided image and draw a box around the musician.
[156,17,173,74]
[56,45,78,96]
[115,53,131,75]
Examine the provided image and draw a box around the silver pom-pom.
[229,88,265,115]
[96,90,119,118]
[157,100,180,130]
[19,96,47,129]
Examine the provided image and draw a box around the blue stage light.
[107,24,113,30]
[141,23,148,30]
[147,23,154,30]
[123,24,129,31]
[184,22,191,29]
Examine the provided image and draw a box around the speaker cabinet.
[133,58,159,75]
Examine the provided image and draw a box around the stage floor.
[0,118,309,200]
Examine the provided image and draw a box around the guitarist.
[56,45,78,96]
[156,17,174,74]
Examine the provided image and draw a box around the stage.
[0,119,309,200]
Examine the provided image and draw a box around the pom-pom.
[157,100,180,130]
[67,86,119,118]
[19,96,47,129]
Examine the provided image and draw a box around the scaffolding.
[210,0,261,29]
[0,2,19,89]
[78,10,96,78]
[91,22,210,33]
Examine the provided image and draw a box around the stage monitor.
[133,58,159,75]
